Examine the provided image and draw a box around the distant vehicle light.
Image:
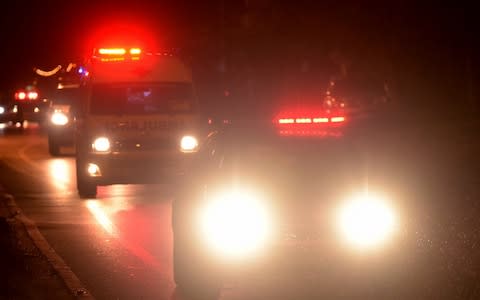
[331,116,345,123]
[51,111,69,126]
[34,107,40,113]
[66,63,75,72]
[27,92,38,100]
[35,65,62,77]
[180,135,198,153]
[0,106,4,114]
[16,91,26,100]
[98,48,126,55]
[92,137,111,152]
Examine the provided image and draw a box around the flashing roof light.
[98,48,126,55]
[129,48,142,55]
[95,47,143,62]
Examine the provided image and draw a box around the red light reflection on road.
[86,200,117,236]
[85,197,172,280]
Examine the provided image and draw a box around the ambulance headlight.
[199,190,272,258]
[92,137,111,152]
[337,192,397,250]
[50,111,69,126]
[180,135,198,153]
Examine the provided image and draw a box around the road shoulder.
[0,186,93,299]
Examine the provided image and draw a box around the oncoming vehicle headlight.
[92,137,111,152]
[337,192,397,250]
[50,111,69,126]
[180,135,198,153]
[0,106,4,114]
[199,190,272,258]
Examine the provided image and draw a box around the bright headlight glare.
[0,106,4,114]
[337,192,397,249]
[92,137,111,152]
[200,190,271,258]
[180,135,198,152]
[50,112,69,125]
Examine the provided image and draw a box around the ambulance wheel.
[48,136,61,156]
[76,159,97,198]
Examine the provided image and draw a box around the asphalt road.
[0,120,479,300]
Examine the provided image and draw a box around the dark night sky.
[0,0,478,110]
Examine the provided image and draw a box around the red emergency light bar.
[95,47,143,62]
[98,48,126,55]
[129,48,142,55]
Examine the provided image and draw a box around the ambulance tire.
[48,136,61,156]
[76,159,97,198]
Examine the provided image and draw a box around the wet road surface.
[1,121,479,300]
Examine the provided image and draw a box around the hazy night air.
[0,2,479,299]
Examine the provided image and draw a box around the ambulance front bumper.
[82,151,194,185]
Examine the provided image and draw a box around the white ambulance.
[75,47,201,198]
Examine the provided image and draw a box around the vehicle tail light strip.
[15,91,38,101]
[277,116,345,124]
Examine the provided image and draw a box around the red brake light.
[313,117,329,123]
[276,115,345,125]
[275,109,346,137]
[27,92,38,100]
[278,118,294,124]
[15,91,26,100]
[295,118,312,124]
[331,116,345,123]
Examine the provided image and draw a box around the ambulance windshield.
[90,82,195,115]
